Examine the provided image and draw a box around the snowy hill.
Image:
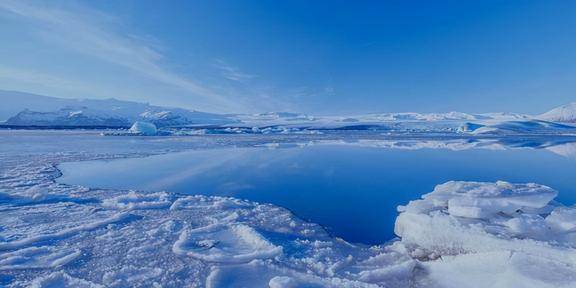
[539,102,576,123]
[229,111,530,129]
[345,111,527,122]
[458,120,576,135]
[1,90,233,127]
[216,111,533,135]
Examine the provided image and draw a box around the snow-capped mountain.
[1,90,233,127]
[2,89,573,133]
[538,102,576,123]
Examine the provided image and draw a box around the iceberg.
[128,121,157,136]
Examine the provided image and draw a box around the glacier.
[0,130,575,287]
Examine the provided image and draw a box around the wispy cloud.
[213,59,257,82]
[0,0,245,112]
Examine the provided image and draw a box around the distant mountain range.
[0,90,232,127]
[1,89,575,129]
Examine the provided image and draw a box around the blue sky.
[0,0,575,114]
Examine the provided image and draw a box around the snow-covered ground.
[1,130,575,287]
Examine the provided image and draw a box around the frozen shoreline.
[1,131,575,287]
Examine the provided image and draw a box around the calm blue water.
[58,142,576,244]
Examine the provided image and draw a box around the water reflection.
[58,137,576,244]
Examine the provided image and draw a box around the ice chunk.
[421,181,557,218]
[128,121,157,136]
[395,180,576,286]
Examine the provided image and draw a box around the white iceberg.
[128,121,157,136]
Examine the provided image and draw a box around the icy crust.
[395,181,576,287]
[1,133,576,287]
[0,152,414,288]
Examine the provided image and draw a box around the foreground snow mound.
[172,223,282,263]
[128,121,157,136]
[396,181,576,287]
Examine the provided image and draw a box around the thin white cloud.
[0,0,245,112]
[213,59,257,82]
